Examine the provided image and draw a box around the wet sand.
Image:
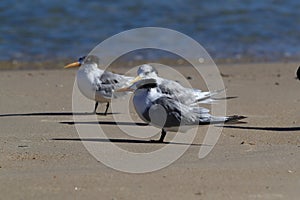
[0,62,300,199]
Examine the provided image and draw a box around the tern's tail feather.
[194,88,226,104]
[224,115,247,124]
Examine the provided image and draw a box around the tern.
[132,64,224,105]
[118,78,246,143]
[64,55,134,115]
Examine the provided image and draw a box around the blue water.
[1,0,300,62]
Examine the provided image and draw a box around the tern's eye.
[78,56,86,63]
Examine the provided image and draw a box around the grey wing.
[96,71,134,98]
[158,79,198,104]
[158,79,222,105]
[95,84,115,99]
[158,79,183,95]
[100,71,134,87]
[148,97,209,128]
[148,97,182,128]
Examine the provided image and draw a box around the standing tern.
[64,55,134,115]
[133,64,224,105]
[118,78,246,143]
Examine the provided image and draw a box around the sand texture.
[0,62,300,199]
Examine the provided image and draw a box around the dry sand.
[0,62,300,199]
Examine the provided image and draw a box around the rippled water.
[1,0,300,61]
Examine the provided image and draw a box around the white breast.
[76,65,106,102]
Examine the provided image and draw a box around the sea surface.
[1,0,300,62]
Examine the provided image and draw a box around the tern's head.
[64,55,100,68]
[128,64,158,85]
[83,55,100,65]
[137,64,158,78]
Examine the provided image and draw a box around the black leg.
[159,129,167,142]
[93,102,99,114]
[104,102,110,115]
[151,129,167,143]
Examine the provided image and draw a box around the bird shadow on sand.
[58,121,205,146]
[213,96,238,101]
[60,121,149,126]
[51,137,205,146]
[0,112,118,117]
[223,125,300,132]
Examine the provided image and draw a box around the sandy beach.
[1,62,300,199]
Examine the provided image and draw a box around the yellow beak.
[130,75,142,84]
[64,62,81,69]
[116,76,142,92]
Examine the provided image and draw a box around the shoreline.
[0,57,299,70]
